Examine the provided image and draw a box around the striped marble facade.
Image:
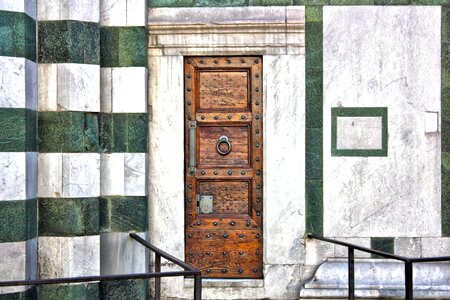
[0,0,148,299]
[0,0,37,297]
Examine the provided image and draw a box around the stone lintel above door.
[147,6,305,56]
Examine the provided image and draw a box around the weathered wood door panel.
[184,57,263,278]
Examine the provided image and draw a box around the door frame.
[148,6,306,299]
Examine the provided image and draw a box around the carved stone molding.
[148,7,305,56]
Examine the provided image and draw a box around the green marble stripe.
[0,199,37,243]
[100,279,148,300]
[305,180,323,235]
[99,113,148,153]
[443,6,450,236]
[370,237,394,258]
[100,196,147,233]
[38,112,99,153]
[100,27,146,67]
[37,283,99,300]
[38,112,147,153]
[0,108,36,152]
[0,11,36,61]
[38,198,99,237]
[305,6,323,236]
[38,20,100,64]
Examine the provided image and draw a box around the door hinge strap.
[188,121,197,174]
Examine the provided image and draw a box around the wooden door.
[184,56,263,279]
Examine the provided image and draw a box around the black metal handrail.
[307,233,450,300]
[0,233,202,300]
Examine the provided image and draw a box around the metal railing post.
[155,254,161,300]
[405,261,413,300]
[348,247,355,300]
[194,273,202,300]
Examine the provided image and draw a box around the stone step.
[300,259,450,299]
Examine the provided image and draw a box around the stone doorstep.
[300,259,450,299]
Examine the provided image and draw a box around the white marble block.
[100,0,146,26]
[100,153,125,196]
[323,6,441,237]
[0,0,36,18]
[37,0,99,22]
[0,153,26,201]
[0,57,36,109]
[264,54,305,265]
[0,241,26,294]
[38,153,62,198]
[336,117,383,150]
[100,232,147,275]
[62,153,100,198]
[101,67,147,113]
[124,153,146,196]
[38,64,100,112]
[38,236,100,279]
[58,64,100,112]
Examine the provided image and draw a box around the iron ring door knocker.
[216,135,232,155]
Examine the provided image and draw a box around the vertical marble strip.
[305,6,323,236]
[442,6,450,237]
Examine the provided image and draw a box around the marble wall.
[323,6,442,237]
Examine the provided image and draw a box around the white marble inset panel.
[337,117,383,150]
[100,67,112,113]
[264,55,305,265]
[0,0,36,18]
[100,153,125,196]
[62,153,100,198]
[38,236,100,279]
[0,241,26,294]
[0,152,26,201]
[124,153,146,196]
[100,232,147,275]
[38,0,99,22]
[37,64,58,111]
[38,153,62,198]
[111,67,147,113]
[323,6,441,237]
[0,57,36,109]
[58,64,100,112]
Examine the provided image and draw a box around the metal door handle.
[189,121,196,174]
[216,135,232,156]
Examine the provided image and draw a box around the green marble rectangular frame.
[331,107,388,157]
